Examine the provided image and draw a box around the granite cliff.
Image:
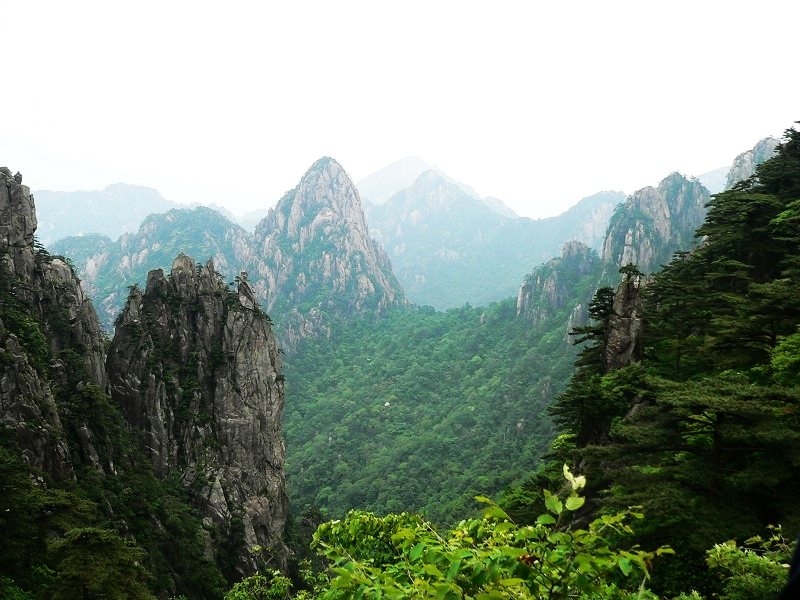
[724,137,779,190]
[516,241,600,327]
[0,167,107,480]
[0,166,288,592]
[254,157,405,343]
[107,254,288,575]
[601,172,709,274]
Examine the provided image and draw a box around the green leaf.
[618,557,633,576]
[544,492,563,515]
[536,514,556,525]
[445,558,461,581]
[410,542,426,561]
[565,495,585,511]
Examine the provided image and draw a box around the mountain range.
[0,128,786,597]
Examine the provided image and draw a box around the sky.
[2,1,798,220]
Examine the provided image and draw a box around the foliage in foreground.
[230,467,674,599]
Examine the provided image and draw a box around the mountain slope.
[600,172,709,274]
[356,156,431,205]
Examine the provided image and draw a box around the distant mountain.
[696,166,729,194]
[356,156,431,204]
[33,183,178,245]
[482,196,518,219]
[358,159,519,218]
[237,208,270,231]
[366,170,622,309]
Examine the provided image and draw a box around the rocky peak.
[725,137,779,190]
[516,241,599,325]
[1,167,108,479]
[254,157,405,341]
[107,252,288,575]
[601,172,708,274]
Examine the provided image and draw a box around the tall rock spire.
[254,157,405,343]
[107,254,288,576]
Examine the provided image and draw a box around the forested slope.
[535,125,800,598]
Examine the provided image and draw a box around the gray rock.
[107,253,288,575]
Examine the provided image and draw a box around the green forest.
[2,126,800,598]
[266,126,800,598]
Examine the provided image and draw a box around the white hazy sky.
[2,1,798,219]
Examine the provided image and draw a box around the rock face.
[516,241,600,326]
[53,207,264,331]
[254,157,405,343]
[601,173,709,274]
[725,137,779,190]
[604,271,644,372]
[0,167,107,480]
[107,253,288,574]
[2,166,290,585]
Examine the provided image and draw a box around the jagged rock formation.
[254,157,405,343]
[601,173,709,274]
[604,271,644,371]
[53,207,264,330]
[0,167,108,480]
[516,241,600,326]
[107,253,288,575]
[724,137,779,190]
[2,166,289,589]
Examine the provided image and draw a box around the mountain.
[52,207,261,330]
[356,156,431,204]
[32,183,178,245]
[540,126,800,598]
[696,165,729,194]
[724,136,779,189]
[515,241,600,327]
[358,158,519,218]
[600,172,709,274]
[1,167,287,596]
[482,195,519,219]
[237,208,270,231]
[253,156,405,343]
[107,254,288,576]
[366,170,623,309]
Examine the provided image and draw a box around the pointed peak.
[306,156,348,178]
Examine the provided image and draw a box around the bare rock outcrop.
[601,173,708,274]
[516,241,599,325]
[603,270,644,372]
[254,157,405,343]
[107,253,288,575]
[725,137,779,190]
[0,167,108,479]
